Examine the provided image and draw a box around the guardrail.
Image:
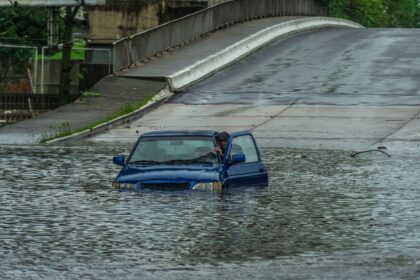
[112,0,327,72]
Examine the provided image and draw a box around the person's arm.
[214,146,224,157]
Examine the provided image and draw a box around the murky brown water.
[1,144,419,279]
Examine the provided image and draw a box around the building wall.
[37,61,80,95]
[87,0,207,43]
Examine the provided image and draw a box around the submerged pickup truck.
[112,130,268,192]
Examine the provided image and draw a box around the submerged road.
[89,27,420,151]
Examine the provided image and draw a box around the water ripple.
[1,145,419,279]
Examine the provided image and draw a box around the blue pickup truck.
[112,130,268,191]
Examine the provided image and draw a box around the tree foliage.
[0,7,48,45]
[0,7,49,91]
[318,0,419,27]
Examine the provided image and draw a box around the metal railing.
[0,94,78,110]
[112,0,327,72]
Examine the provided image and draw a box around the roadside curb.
[167,17,363,91]
[45,88,173,144]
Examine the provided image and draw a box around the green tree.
[0,7,48,45]
[0,7,48,92]
[318,0,419,27]
[326,0,388,27]
[385,0,418,27]
[0,6,79,101]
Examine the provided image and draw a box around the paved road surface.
[90,27,420,152]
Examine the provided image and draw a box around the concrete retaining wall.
[87,1,206,43]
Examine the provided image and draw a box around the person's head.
[216,131,229,149]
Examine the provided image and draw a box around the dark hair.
[216,131,229,141]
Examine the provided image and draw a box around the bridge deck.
[92,27,420,152]
[118,17,300,79]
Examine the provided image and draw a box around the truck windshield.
[128,136,219,165]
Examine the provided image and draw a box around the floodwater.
[1,144,419,279]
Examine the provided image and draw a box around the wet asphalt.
[92,27,420,152]
[175,27,420,106]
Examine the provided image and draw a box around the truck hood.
[117,164,221,183]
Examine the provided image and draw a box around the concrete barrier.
[168,17,363,91]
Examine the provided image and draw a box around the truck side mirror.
[113,155,125,166]
[231,154,245,165]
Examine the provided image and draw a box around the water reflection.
[1,145,419,278]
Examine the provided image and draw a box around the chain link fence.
[0,44,112,95]
[0,44,111,124]
[0,44,38,94]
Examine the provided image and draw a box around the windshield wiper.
[161,159,213,165]
[160,159,192,165]
[128,160,161,165]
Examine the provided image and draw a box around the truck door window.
[230,135,259,163]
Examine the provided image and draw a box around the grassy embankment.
[39,94,156,143]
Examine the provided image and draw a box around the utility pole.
[47,8,60,46]
[58,5,80,105]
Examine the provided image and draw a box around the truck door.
[225,132,268,188]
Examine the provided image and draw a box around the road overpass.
[89,25,420,152]
[1,8,420,152]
